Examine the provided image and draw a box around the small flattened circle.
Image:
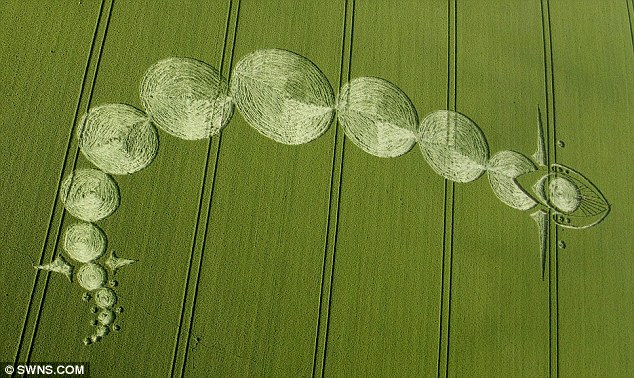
[97,309,116,326]
[95,325,110,337]
[60,168,120,222]
[94,287,117,309]
[77,263,107,291]
[63,222,107,263]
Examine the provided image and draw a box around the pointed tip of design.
[533,105,548,167]
[105,250,137,275]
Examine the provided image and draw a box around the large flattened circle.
[418,110,489,183]
[140,57,234,140]
[230,49,335,145]
[79,104,158,175]
[337,77,418,157]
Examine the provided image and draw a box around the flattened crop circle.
[60,169,120,222]
[140,57,234,140]
[63,222,107,263]
[78,104,159,175]
[77,263,107,291]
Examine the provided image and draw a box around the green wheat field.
[1,0,632,377]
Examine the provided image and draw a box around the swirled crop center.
[77,263,108,291]
[94,287,118,309]
[98,309,115,326]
